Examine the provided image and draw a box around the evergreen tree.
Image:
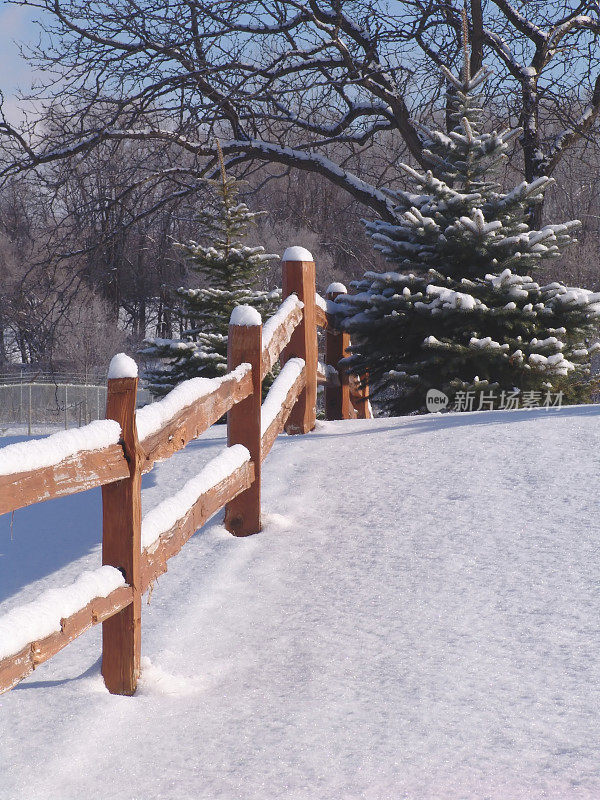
[142,151,279,396]
[335,50,600,415]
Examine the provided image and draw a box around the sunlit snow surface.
[2,406,600,799]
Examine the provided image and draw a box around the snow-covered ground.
[2,406,600,799]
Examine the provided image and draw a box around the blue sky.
[0,4,40,119]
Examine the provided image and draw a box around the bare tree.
[0,176,68,366]
[0,0,599,374]
[0,138,200,369]
[57,286,129,375]
[0,1,598,227]
[47,137,197,338]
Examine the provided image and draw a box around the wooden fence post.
[281,247,317,434]
[225,306,262,536]
[101,354,142,695]
[324,283,353,420]
[350,372,373,419]
[350,373,373,419]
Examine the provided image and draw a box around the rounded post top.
[282,246,314,262]
[229,305,262,327]
[326,282,348,297]
[108,353,138,380]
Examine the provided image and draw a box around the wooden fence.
[0,253,370,696]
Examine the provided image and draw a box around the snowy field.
[2,406,600,799]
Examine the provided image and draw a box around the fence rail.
[0,252,370,696]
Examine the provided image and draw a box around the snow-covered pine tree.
[142,149,279,396]
[334,49,600,415]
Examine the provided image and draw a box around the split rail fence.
[0,253,370,696]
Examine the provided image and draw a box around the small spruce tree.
[142,148,279,396]
[336,43,600,415]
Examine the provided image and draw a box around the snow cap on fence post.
[108,353,138,379]
[281,246,317,434]
[282,246,313,262]
[229,305,262,327]
[326,282,347,297]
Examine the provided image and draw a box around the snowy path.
[2,407,600,798]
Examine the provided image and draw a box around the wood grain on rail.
[0,586,133,694]
[315,304,328,329]
[261,304,303,379]
[140,369,253,471]
[0,444,129,516]
[261,368,306,461]
[141,460,255,592]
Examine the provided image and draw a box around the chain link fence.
[0,373,152,434]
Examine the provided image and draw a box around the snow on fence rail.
[0,251,371,697]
